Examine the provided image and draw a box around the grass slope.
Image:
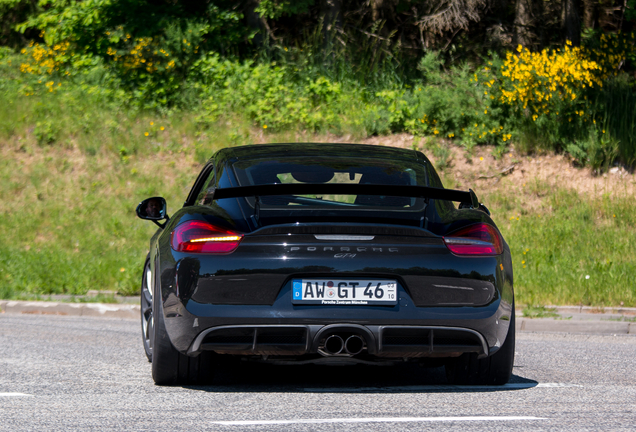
[489,187,635,306]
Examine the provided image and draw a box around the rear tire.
[151,266,214,386]
[140,257,153,362]
[445,311,515,385]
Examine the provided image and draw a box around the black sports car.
[136,143,515,386]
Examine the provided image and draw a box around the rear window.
[231,157,428,209]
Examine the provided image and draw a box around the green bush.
[189,54,349,132]
[566,130,620,172]
[33,119,58,144]
[593,76,636,167]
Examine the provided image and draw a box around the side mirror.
[136,197,169,226]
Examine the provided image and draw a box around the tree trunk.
[321,0,342,53]
[321,0,342,33]
[582,0,597,30]
[562,0,581,46]
[244,0,266,48]
[535,0,546,49]
[371,0,384,21]
[514,0,534,47]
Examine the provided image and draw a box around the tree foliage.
[0,0,632,55]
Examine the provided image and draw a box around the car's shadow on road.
[183,361,538,393]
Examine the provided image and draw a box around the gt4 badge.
[334,253,356,258]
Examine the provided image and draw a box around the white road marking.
[303,382,581,392]
[212,416,546,426]
[0,393,34,397]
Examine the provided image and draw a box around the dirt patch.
[450,147,635,199]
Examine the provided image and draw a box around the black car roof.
[214,143,424,163]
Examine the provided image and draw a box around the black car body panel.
[141,143,514,370]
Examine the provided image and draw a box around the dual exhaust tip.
[323,334,365,356]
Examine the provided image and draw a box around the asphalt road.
[1,314,635,431]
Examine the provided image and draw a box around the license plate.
[292,279,398,305]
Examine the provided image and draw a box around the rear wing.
[212,184,480,208]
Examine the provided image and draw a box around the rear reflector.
[171,220,243,254]
[443,223,503,256]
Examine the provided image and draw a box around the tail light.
[443,223,503,256]
[170,220,243,254]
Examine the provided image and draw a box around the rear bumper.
[187,323,489,358]
[162,291,513,360]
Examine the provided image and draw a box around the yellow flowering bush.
[499,42,602,118]
[104,30,188,74]
[15,19,208,108]
[586,32,636,78]
[495,35,636,167]
[20,39,70,76]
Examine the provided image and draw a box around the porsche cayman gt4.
[136,143,515,385]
